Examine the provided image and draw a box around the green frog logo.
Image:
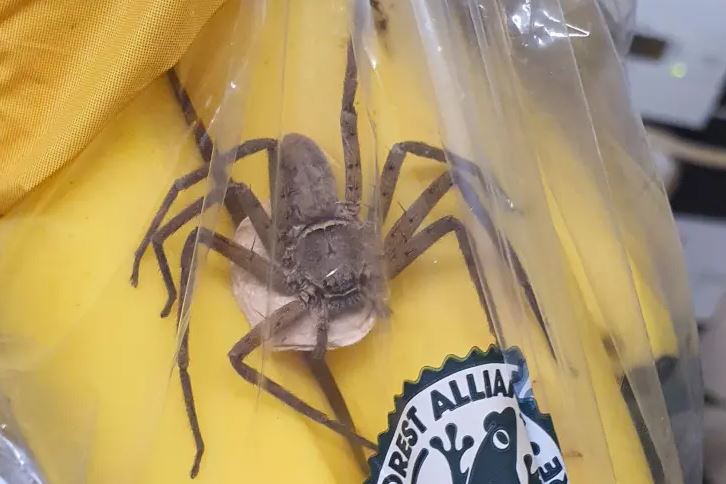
[428,408,548,484]
[366,346,567,484]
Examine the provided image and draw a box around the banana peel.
[0,1,694,483]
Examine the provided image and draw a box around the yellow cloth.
[0,0,224,213]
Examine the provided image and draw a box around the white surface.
[625,0,726,128]
[675,214,726,320]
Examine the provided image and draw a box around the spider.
[131,40,518,478]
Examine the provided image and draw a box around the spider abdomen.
[273,133,339,232]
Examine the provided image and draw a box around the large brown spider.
[130,40,526,478]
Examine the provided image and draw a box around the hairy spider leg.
[225,300,377,452]
[381,171,494,326]
[378,141,449,222]
[168,66,277,231]
[176,226,288,478]
[377,141,552,353]
[131,165,207,289]
[133,167,276,317]
[168,69,214,163]
[301,352,369,471]
[341,39,362,207]
[130,67,277,310]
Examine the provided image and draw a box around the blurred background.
[619,1,726,482]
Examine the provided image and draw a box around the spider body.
[273,133,376,348]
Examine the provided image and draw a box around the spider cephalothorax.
[285,221,372,313]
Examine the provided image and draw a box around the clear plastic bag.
[0,0,701,483]
[595,0,637,55]
[0,393,46,484]
[406,1,701,482]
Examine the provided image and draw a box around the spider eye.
[493,429,510,450]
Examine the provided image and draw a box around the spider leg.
[384,171,452,251]
[178,326,204,478]
[224,182,273,250]
[131,166,208,287]
[167,70,279,175]
[387,216,485,305]
[132,66,276,287]
[378,141,448,221]
[167,68,278,221]
[227,301,377,453]
[151,197,203,317]
[386,215,495,326]
[301,353,369,472]
[176,229,371,475]
[174,226,289,478]
[180,226,288,296]
[312,318,329,361]
[382,167,491,322]
[177,229,205,478]
[446,173,552,354]
[168,70,214,163]
[379,142,552,353]
[341,39,362,207]
[132,138,275,278]
[139,178,276,317]
[378,140,510,223]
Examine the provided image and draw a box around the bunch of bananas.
[0,1,700,483]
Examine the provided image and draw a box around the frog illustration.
[429,407,543,484]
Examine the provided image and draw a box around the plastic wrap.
[0,345,94,483]
[407,1,700,483]
[0,0,701,483]
[596,0,637,55]
[0,397,45,484]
